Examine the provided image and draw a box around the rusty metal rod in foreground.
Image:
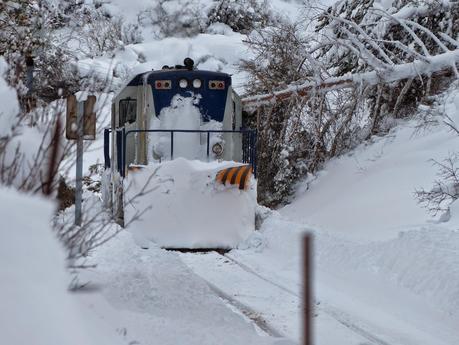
[303,234,313,345]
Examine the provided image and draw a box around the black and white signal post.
[66,95,96,226]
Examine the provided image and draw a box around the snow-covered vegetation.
[1,0,459,344]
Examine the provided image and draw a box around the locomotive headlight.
[179,78,188,88]
[192,79,202,88]
[212,142,224,156]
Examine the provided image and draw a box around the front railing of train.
[104,128,257,178]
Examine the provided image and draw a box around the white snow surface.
[75,230,293,345]
[20,1,458,343]
[78,28,250,93]
[282,87,459,242]
[0,187,123,345]
[177,86,459,344]
[221,212,459,345]
[233,87,459,343]
[125,158,256,249]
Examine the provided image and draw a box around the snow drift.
[0,187,94,345]
[124,158,256,248]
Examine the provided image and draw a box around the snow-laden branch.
[243,3,459,109]
[242,49,459,108]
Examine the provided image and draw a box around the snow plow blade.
[216,165,253,191]
[121,159,256,249]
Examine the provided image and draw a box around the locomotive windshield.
[119,98,137,127]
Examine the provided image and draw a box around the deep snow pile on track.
[124,158,257,249]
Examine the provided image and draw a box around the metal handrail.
[105,128,257,178]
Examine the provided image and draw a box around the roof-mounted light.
[193,79,202,88]
[179,79,188,88]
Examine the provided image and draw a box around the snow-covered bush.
[0,0,58,101]
[315,0,459,134]
[241,23,312,206]
[137,0,277,39]
[242,0,459,207]
[1,0,140,104]
[67,9,142,58]
[0,57,70,194]
[138,0,207,39]
[0,58,19,139]
[207,0,275,34]
[416,154,459,216]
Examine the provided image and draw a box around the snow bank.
[232,212,459,344]
[282,119,459,242]
[316,225,459,317]
[0,187,93,345]
[235,85,459,342]
[281,84,459,242]
[124,158,256,248]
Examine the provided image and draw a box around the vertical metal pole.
[206,132,210,160]
[116,129,123,175]
[170,131,174,160]
[122,128,126,177]
[253,130,258,177]
[104,128,110,169]
[25,55,34,96]
[75,101,84,226]
[303,234,313,345]
[245,132,249,164]
[242,131,246,163]
[250,131,254,168]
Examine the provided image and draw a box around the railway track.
[222,253,393,345]
[179,250,395,345]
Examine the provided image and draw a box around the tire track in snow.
[222,253,392,345]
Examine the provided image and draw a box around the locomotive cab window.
[119,98,137,127]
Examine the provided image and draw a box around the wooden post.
[75,101,84,226]
[303,234,313,345]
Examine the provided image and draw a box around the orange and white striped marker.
[215,165,253,191]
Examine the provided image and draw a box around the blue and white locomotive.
[105,58,256,174]
[103,58,257,249]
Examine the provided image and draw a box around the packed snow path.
[180,251,388,345]
[180,217,459,345]
[75,231,295,345]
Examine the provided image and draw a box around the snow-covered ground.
[0,187,124,345]
[75,230,294,345]
[218,86,459,344]
[5,0,459,344]
[76,1,458,343]
[69,86,459,345]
